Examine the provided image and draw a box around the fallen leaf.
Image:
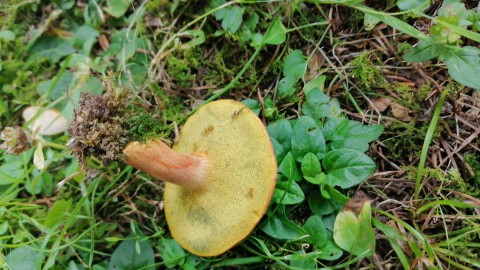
[22,106,68,136]
[390,102,413,121]
[371,97,392,112]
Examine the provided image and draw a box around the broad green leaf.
[283,50,307,79]
[303,75,326,95]
[291,116,326,162]
[278,152,302,181]
[107,29,137,63]
[323,149,376,189]
[0,159,24,185]
[6,246,39,270]
[263,16,287,45]
[261,211,306,240]
[303,215,328,248]
[308,190,342,216]
[322,117,349,142]
[288,251,317,269]
[0,30,15,41]
[28,36,75,63]
[333,197,375,257]
[302,90,341,120]
[0,221,8,235]
[160,238,186,268]
[404,41,440,62]
[109,235,155,270]
[267,119,293,146]
[221,6,244,34]
[397,0,430,11]
[271,137,288,163]
[277,76,296,98]
[301,152,322,177]
[44,199,72,229]
[331,121,383,152]
[363,13,380,31]
[37,71,74,100]
[74,25,99,55]
[317,241,343,261]
[211,0,227,20]
[242,99,261,115]
[444,46,480,90]
[180,30,205,49]
[304,173,326,185]
[105,0,133,18]
[272,178,305,204]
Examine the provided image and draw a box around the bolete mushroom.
[123,99,277,257]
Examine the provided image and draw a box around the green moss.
[349,51,386,89]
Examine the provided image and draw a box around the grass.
[1,0,480,269]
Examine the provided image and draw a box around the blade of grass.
[414,89,449,201]
[416,199,480,215]
[372,218,410,270]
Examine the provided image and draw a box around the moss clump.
[350,51,386,89]
[68,78,170,169]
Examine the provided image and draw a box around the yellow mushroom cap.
[164,99,277,257]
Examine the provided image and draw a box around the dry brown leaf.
[390,102,413,122]
[304,51,325,81]
[371,97,392,112]
[22,106,68,136]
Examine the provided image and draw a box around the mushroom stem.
[123,139,207,189]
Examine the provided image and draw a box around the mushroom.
[123,99,277,257]
[22,106,68,136]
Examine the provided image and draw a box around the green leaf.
[303,215,328,248]
[44,199,72,229]
[28,36,75,64]
[267,119,293,146]
[278,152,302,181]
[304,173,326,185]
[283,50,307,79]
[322,117,349,142]
[0,159,24,185]
[397,0,430,11]
[261,211,306,240]
[37,71,74,100]
[221,6,244,34]
[263,16,287,45]
[359,5,430,42]
[105,0,133,18]
[317,241,343,261]
[331,121,383,152]
[6,246,39,270]
[109,235,155,270]
[160,238,186,268]
[271,138,288,163]
[288,251,317,269]
[323,149,376,189]
[291,116,326,162]
[333,199,375,257]
[0,221,8,235]
[0,30,16,41]
[303,75,326,95]
[74,25,99,55]
[302,90,341,120]
[363,13,380,31]
[301,152,322,177]
[242,99,261,115]
[404,41,440,62]
[272,177,305,204]
[444,46,480,90]
[308,190,342,216]
[277,76,296,98]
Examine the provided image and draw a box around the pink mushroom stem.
[123,139,208,189]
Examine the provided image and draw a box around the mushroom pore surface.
[164,99,277,257]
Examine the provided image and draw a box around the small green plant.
[245,75,383,265]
